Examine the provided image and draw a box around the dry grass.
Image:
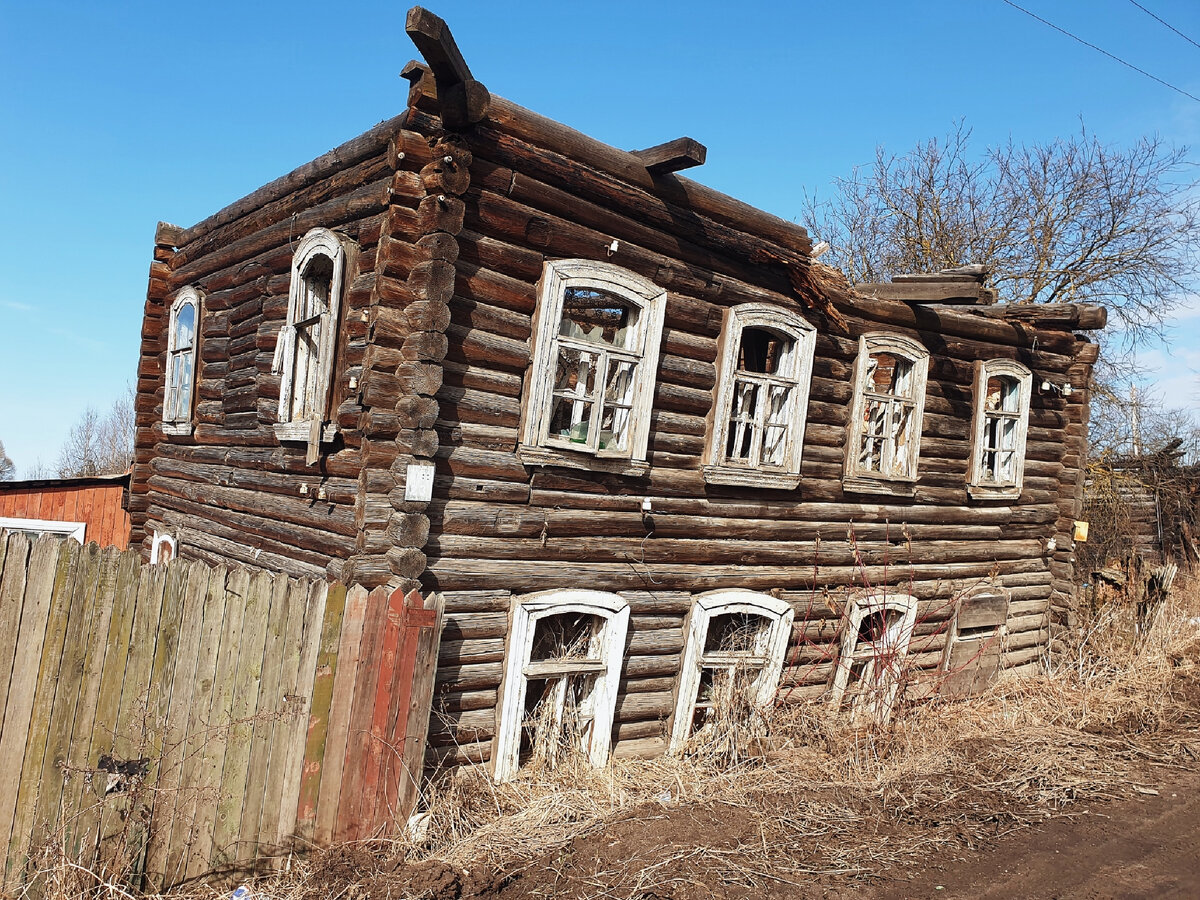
[23,576,1200,899]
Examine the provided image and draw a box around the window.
[0,517,85,544]
[492,590,630,782]
[830,592,917,725]
[940,586,1009,699]
[272,228,347,447]
[703,305,816,489]
[163,287,201,435]
[843,333,930,495]
[150,530,177,564]
[668,590,794,754]
[968,360,1032,499]
[518,260,667,475]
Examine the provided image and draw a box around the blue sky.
[2,0,1199,475]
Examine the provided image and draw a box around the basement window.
[940,586,1009,698]
[703,305,816,489]
[668,590,794,753]
[163,287,201,435]
[518,260,666,476]
[272,228,347,449]
[492,590,630,782]
[968,360,1032,499]
[843,333,930,496]
[830,592,918,725]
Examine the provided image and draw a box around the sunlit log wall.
[130,63,1100,765]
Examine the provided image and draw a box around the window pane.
[560,288,638,349]
[890,404,913,476]
[302,256,334,319]
[737,328,791,375]
[176,352,194,419]
[554,347,599,398]
[530,612,601,661]
[985,374,1020,413]
[704,612,769,654]
[869,352,914,398]
[175,303,195,350]
[725,380,759,461]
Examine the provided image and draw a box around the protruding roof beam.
[405,6,490,130]
[632,137,708,175]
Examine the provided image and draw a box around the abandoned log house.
[129,9,1105,779]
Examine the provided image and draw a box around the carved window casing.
[668,590,793,753]
[0,517,86,544]
[704,305,816,489]
[968,360,1032,499]
[519,260,666,476]
[843,333,930,495]
[163,287,201,435]
[830,591,918,725]
[273,228,347,444]
[492,590,630,782]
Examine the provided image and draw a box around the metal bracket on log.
[405,6,490,130]
[632,137,707,175]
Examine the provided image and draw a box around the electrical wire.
[1000,0,1200,104]
[1128,0,1200,53]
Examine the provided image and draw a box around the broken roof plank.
[632,138,708,175]
[856,281,997,305]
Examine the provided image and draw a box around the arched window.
[272,228,347,449]
[163,287,201,434]
[518,260,666,476]
[844,333,930,495]
[830,591,918,725]
[493,590,630,782]
[704,304,816,489]
[968,360,1032,498]
[668,590,793,753]
[150,529,177,564]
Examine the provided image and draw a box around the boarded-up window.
[940,588,1009,698]
[669,590,793,753]
[493,590,629,782]
[163,287,201,434]
[844,334,929,496]
[968,360,1032,499]
[704,305,816,489]
[519,261,666,476]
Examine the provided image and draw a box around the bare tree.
[0,441,14,481]
[804,123,1200,342]
[56,389,135,478]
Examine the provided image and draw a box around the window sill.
[702,466,801,490]
[518,444,649,477]
[161,422,194,437]
[967,483,1021,501]
[273,421,339,443]
[842,473,917,497]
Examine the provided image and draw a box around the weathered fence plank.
[0,545,443,891]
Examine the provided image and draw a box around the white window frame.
[150,530,178,564]
[163,286,201,436]
[668,590,794,753]
[272,227,346,444]
[830,591,918,725]
[518,260,667,476]
[703,305,816,489]
[967,359,1032,499]
[0,517,85,544]
[843,333,930,496]
[492,590,630,782]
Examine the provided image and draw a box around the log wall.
[130,64,1099,769]
[399,72,1097,759]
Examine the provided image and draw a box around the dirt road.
[871,767,1200,900]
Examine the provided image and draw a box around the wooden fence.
[0,532,443,892]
